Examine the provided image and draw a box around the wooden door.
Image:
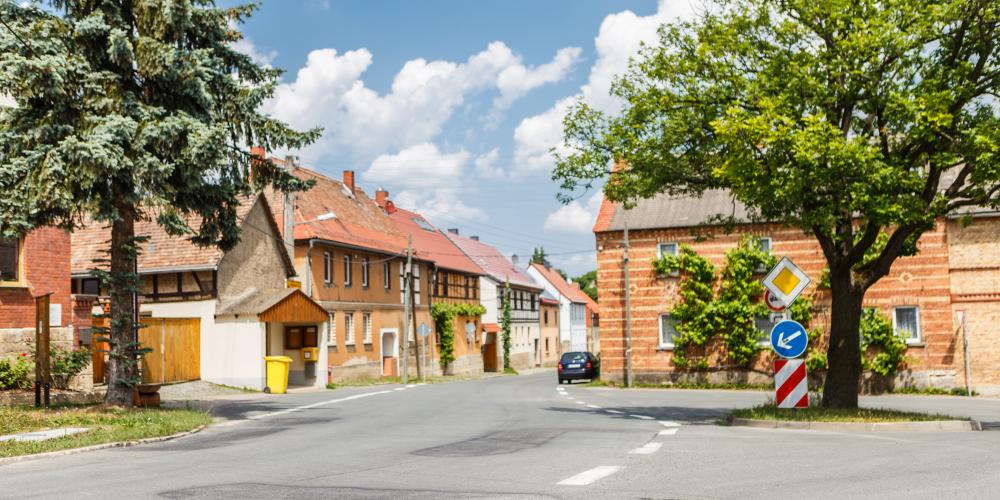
[140,318,200,384]
[483,333,497,372]
[91,314,108,384]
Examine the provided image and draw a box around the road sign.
[769,319,808,359]
[764,290,786,312]
[774,359,809,409]
[762,256,811,305]
[418,322,430,338]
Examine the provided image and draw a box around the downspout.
[306,239,315,296]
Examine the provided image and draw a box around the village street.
[1,372,998,499]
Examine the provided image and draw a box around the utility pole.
[623,210,632,388]
[402,235,412,383]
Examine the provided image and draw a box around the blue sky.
[233,0,693,276]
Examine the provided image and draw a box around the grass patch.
[0,405,211,458]
[888,386,977,397]
[583,378,770,391]
[727,403,964,423]
[503,367,519,375]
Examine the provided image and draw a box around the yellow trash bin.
[264,356,293,394]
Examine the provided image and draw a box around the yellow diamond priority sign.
[762,256,811,305]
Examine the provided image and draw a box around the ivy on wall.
[653,245,717,369]
[431,302,487,368]
[860,308,908,377]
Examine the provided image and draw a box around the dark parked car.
[558,351,599,384]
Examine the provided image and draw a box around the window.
[323,252,332,284]
[413,217,435,232]
[345,313,355,345]
[659,314,678,348]
[544,310,549,325]
[344,255,352,286]
[755,237,772,273]
[413,264,421,305]
[361,257,369,287]
[893,306,922,345]
[330,312,336,345]
[657,242,680,276]
[754,316,773,345]
[0,237,20,283]
[284,326,318,350]
[363,313,372,344]
[384,261,391,289]
[441,272,449,297]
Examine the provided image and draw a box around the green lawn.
[0,406,211,458]
[728,403,964,423]
[583,378,770,391]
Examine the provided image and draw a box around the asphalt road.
[2,372,999,499]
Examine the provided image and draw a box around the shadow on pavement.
[543,405,727,425]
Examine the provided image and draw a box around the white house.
[527,263,594,352]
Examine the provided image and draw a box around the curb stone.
[725,416,981,432]
[0,425,206,467]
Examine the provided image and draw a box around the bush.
[51,345,91,389]
[0,355,32,390]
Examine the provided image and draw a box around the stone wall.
[0,325,93,393]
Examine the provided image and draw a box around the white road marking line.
[605,410,623,414]
[576,401,587,405]
[630,414,655,420]
[659,420,681,427]
[586,404,602,409]
[393,388,406,391]
[629,442,663,455]
[407,384,418,388]
[557,466,623,486]
[658,428,679,436]
[246,390,394,421]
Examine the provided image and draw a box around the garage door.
[140,318,200,384]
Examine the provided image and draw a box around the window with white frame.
[754,316,773,345]
[659,314,678,348]
[362,257,369,287]
[893,306,921,344]
[362,312,372,344]
[323,252,332,284]
[330,312,336,345]
[344,255,352,286]
[413,264,421,305]
[657,242,680,276]
[755,237,772,272]
[384,261,391,289]
[345,312,355,345]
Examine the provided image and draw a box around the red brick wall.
[0,228,72,329]
[596,220,966,387]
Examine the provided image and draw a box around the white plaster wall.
[209,318,266,390]
[480,277,499,325]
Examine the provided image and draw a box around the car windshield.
[561,353,587,363]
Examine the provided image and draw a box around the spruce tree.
[0,1,319,406]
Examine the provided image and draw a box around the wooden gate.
[139,318,201,384]
[483,333,498,372]
[91,315,108,384]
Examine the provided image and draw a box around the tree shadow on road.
[542,405,727,425]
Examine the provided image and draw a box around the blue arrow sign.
[770,320,808,359]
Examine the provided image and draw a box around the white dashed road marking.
[605,410,623,414]
[659,420,681,427]
[576,401,587,405]
[586,404,602,409]
[630,415,654,420]
[659,428,679,436]
[629,442,663,455]
[557,466,623,486]
[246,390,394,422]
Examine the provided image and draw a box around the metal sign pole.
[963,313,972,396]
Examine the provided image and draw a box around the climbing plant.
[431,302,487,368]
[860,308,908,377]
[501,282,513,371]
[653,245,717,369]
[713,236,776,367]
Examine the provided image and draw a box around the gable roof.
[443,231,541,290]
[529,262,591,305]
[71,194,292,276]
[290,167,408,256]
[387,207,482,275]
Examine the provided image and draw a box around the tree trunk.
[105,204,138,406]
[821,267,864,409]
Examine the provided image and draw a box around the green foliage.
[530,247,551,267]
[501,282,512,371]
[26,341,95,389]
[652,245,717,369]
[0,355,32,390]
[571,270,598,302]
[714,236,775,366]
[431,302,486,368]
[860,309,908,377]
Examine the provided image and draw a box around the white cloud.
[264,41,580,165]
[365,143,487,224]
[229,24,278,67]
[551,252,597,275]
[488,46,582,126]
[474,148,504,178]
[543,192,603,233]
[512,0,699,175]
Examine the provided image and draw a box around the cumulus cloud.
[512,0,698,175]
[543,192,603,233]
[264,41,580,165]
[365,143,486,224]
[474,148,504,178]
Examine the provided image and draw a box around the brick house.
[539,292,561,366]
[594,190,1000,395]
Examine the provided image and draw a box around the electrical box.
[301,347,319,363]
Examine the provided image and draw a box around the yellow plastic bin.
[264,356,293,394]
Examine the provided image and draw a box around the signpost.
[34,293,52,408]
[762,257,811,409]
[417,323,430,380]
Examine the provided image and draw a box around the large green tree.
[554,0,1000,408]
[0,1,318,405]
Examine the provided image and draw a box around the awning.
[482,323,500,333]
[217,288,328,323]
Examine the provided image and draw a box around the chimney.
[249,146,266,182]
[470,236,479,241]
[251,146,266,160]
[375,188,389,207]
[447,228,459,235]
[343,170,356,194]
[283,155,299,171]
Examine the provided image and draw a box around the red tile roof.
[290,167,408,256]
[443,232,540,290]
[529,262,592,305]
[72,194,288,275]
[387,207,482,275]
